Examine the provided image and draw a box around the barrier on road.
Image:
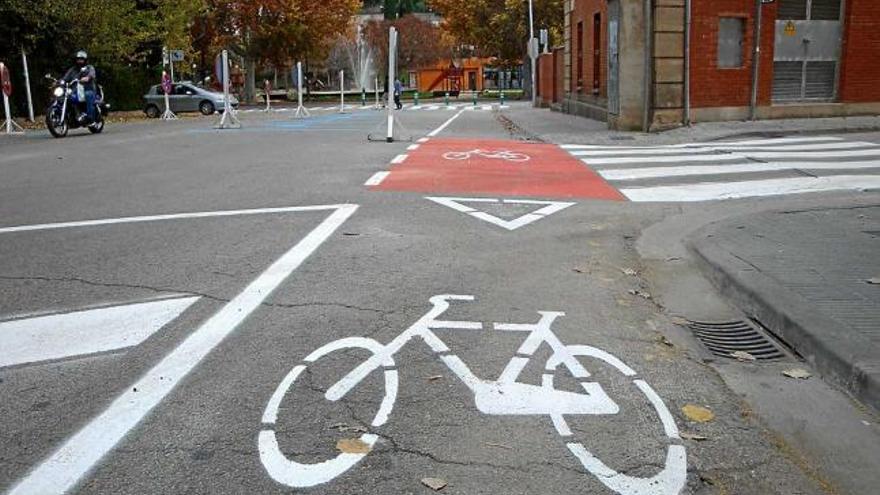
[1,62,25,135]
[160,71,178,121]
[263,79,272,112]
[214,50,241,129]
[339,70,345,114]
[293,61,310,119]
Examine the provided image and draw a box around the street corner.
[370,137,627,201]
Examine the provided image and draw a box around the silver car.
[143,82,238,117]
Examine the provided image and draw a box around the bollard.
[444,92,449,106]
[472,91,477,106]
[361,88,366,107]
[414,92,419,107]
[500,91,505,107]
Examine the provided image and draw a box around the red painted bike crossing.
[372,138,625,200]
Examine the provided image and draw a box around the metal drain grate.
[687,320,787,361]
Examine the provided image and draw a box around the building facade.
[542,0,880,131]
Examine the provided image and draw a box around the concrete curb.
[697,125,880,143]
[687,220,879,413]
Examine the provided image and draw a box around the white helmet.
[75,50,88,60]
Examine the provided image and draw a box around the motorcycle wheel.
[45,110,68,138]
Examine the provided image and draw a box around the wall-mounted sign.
[784,20,797,36]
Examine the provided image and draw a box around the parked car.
[143,82,238,118]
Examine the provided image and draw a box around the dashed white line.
[364,171,390,186]
[391,154,408,164]
[406,144,420,151]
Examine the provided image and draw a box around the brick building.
[538,0,880,131]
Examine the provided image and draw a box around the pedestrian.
[393,78,403,110]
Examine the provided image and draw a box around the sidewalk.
[688,204,880,411]
[501,105,880,145]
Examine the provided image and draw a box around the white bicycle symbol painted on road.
[259,295,687,494]
[442,149,531,162]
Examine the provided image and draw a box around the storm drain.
[687,320,787,361]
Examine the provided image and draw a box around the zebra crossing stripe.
[600,160,880,181]
[583,154,744,166]
[560,136,843,150]
[568,141,878,156]
[620,175,880,202]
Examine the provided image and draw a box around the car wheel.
[199,101,216,115]
[144,105,160,118]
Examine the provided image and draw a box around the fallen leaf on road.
[682,404,715,423]
[426,375,443,381]
[659,335,674,347]
[782,368,812,379]
[421,477,447,491]
[680,432,708,441]
[730,350,757,362]
[670,316,689,326]
[572,268,584,273]
[621,267,638,276]
[336,438,371,454]
[627,289,653,300]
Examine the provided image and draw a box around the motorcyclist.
[62,50,97,123]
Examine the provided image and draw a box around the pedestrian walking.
[393,79,403,110]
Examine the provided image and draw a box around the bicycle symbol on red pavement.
[442,149,531,162]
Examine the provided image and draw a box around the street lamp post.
[528,0,536,107]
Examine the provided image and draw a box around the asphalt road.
[1,102,878,495]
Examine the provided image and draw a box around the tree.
[427,0,563,66]
[206,0,360,102]
[363,14,448,82]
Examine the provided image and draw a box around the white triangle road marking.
[426,196,576,231]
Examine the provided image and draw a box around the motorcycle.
[44,68,110,138]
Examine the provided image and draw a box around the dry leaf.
[421,477,447,491]
[659,336,674,347]
[782,368,812,379]
[730,350,757,362]
[680,432,708,441]
[426,375,443,381]
[336,438,371,454]
[682,404,715,423]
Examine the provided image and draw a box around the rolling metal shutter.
[773,62,806,102]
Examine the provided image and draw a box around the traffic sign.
[0,63,12,97]
[161,71,172,94]
[170,50,185,62]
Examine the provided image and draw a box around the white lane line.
[406,143,420,151]
[0,297,200,368]
[583,154,744,166]
[560,136,844,150]
[481,104,493,111]
[567,141,877,156]
[6,204,358,495]
[0,205,350,234]
[427,108,467,137]
[424,105,439,111]
[600,160,880,181]
[364,171,390,186]
[417,137,430,143]
[621,174,880,202]
[391,154,408,164]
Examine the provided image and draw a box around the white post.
[339,70,345,113]
[294,61,310,119]
[264,80,271,112]
[169,57,174,83]
[21,49,34,122]
[215,49,241,129]
[386,27,397,142]
[528,0,536,107]
[1,62,24,134]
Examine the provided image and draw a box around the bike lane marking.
[6,204,359,495]
[371,138,626,200]
[256,295,687,495]
[0,296,199,368]
[425,196,576,231]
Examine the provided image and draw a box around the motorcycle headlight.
[53,87,64,97]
